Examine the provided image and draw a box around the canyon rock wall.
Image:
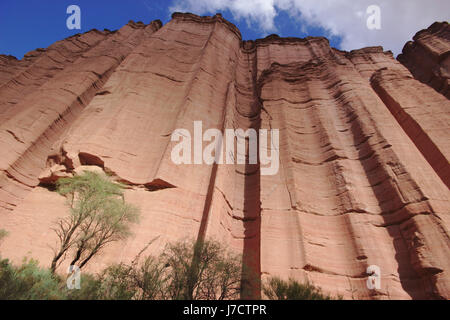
[398,21,450,99]
[0,13,449,300]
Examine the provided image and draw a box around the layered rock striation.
[398,21,450,98]
[0,13,449,300]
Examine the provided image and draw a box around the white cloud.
[170,0,278,31]
[170,0,450,55]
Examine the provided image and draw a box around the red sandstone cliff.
[0,13,449,300]
[398,21,450,98]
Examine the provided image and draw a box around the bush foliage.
[263,277,340,300]
[1,241,338,300]
[0,229,7,244]
[0,258,64,300]
[0,239,245,300]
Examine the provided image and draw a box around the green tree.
[50,171,139,273]
[263,277,339,300]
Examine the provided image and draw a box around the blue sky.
[0,0,341,59]
[0,0,448,59]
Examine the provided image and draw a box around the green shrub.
[0,258,65,300]
[263,277,339,300]
[65,273,103,300]
[0,258,26,299]
[97,263,137,300]
[161,239,243,300]
[2,239,343,300]
[0,229,8,244]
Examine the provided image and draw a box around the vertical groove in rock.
[345,48,450,299]
[370,68,450,188]
[258,46,450,298]
[195,20,235,242]
[238,41,261,299]
[259,59,377,298]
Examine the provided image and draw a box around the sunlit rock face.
[0,13,449,300]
